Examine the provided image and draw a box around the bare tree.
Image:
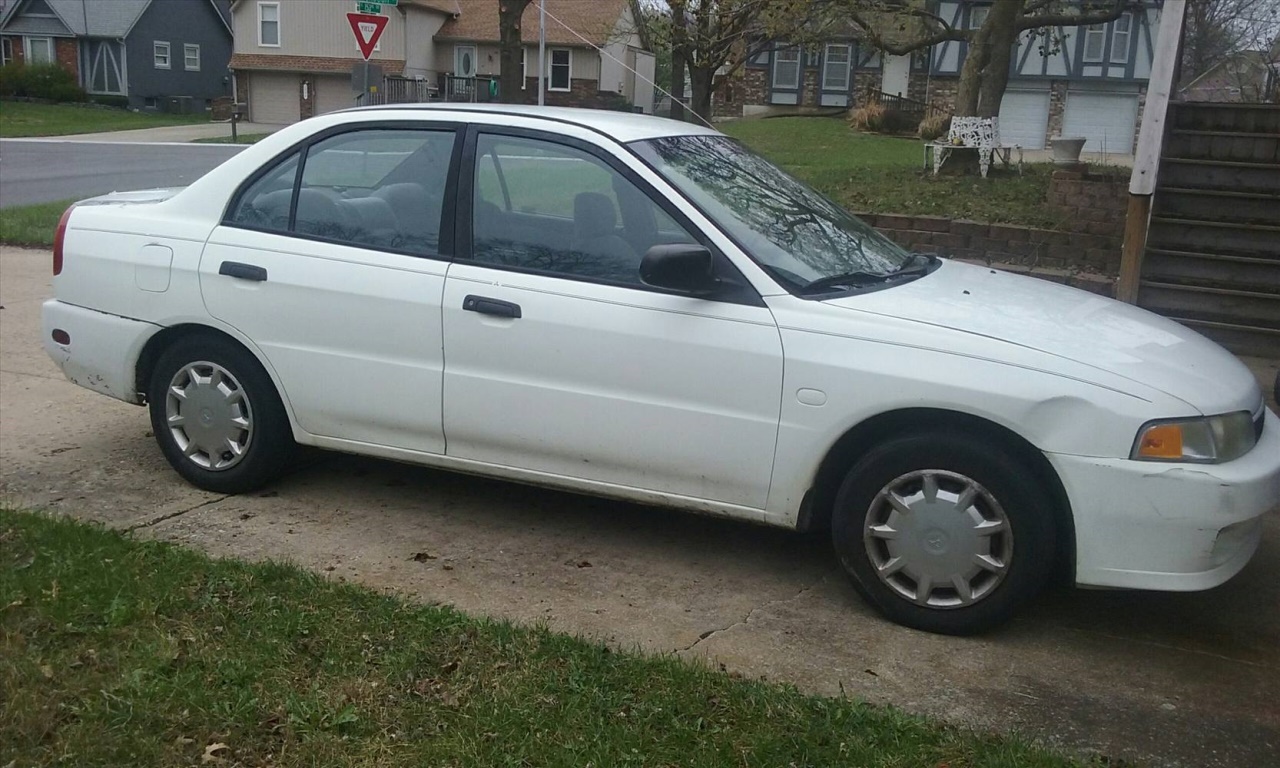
[1181,0,1279,99]
[845,1,1139,118]
[498,0,534,104]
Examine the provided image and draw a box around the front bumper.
[41,300,159,405]
[1050,407,1280,591]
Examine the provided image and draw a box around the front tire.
[148,335,295,494]
[831,433,1057,635]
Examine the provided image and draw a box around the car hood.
[821,260,1261,415]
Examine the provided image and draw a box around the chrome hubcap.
[164,361,253,471]
[863,470,1012,609]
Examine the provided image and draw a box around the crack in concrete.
[678,570,835,654]
[0,367,67,381]
[125,495,229,533]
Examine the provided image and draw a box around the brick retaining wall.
[856,212,1119,297]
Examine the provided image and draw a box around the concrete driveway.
[2,245,1276,767]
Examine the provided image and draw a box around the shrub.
[918,113,953,141]
[0,63,87,102]
[848,102,887,133]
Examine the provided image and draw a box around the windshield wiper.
[800,253,937,295]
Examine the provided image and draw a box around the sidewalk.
[18,121,283,144]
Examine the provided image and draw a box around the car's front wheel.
[148,335,295,494]
[831,433,1057,635]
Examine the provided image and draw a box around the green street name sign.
[356,2,382,12]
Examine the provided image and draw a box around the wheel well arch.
[135,324,264,402]
[798,408,1076,583]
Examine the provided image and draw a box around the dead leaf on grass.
[202,742,229,763]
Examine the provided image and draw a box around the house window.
[259,2,280,47]
[1110,14,1131,63]
[24,36,53,64]
[1083,24,1106,62]
[154,41,170,69]
[969,6,989,29]
[549,48,571,91]
[1,38,13,66]
[772,46,801,89]
[184,44,200,70]
[805,48,820,67]
[823,43,851,91]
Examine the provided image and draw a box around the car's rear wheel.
[831,433,1057,635]
[148,335,295,494]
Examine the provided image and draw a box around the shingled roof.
[435,0,635,48]
[1,0,231,38]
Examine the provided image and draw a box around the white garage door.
[998,90,1050,150]
[1063,91,1139,154]
[315,75,356,115]
[249,72,300,124]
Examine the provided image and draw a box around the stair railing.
[1117,0,1188,303]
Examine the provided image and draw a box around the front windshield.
[631,135,915,290]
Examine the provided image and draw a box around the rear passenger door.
[200,124,461,454]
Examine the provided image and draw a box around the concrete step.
[1142,248,1280,294]
[1164,130,1279,164]
[1171,102,1280,134]
[1138,280,1280,329]
[1158,158,1280,193]
[1153,188,1280,226]
[1146,216,1280,258]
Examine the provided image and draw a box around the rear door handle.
[462,295,521,319]
[219,261,268,282]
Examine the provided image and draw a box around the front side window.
[154,41,170,69]
[25,36,53,64]
[772,46,800,88]
[259,2,280,47]
[472,133,697,286]
[632,136,915,292]
[1110,14,1132,63]
[969,6,989,29]
[549,49,571,91]
[229,128,456,255]
[1083,24,1106,62]
[1,38,14,66]
[184,43,200,71]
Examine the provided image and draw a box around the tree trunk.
[498,0,531,104]
[669,0,689,121]
[954,0,1024,117]
[689,66,715,123]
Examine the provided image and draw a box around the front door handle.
[219,261,268,282]
[463,295,521,319]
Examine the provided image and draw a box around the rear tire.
[831,432,1057,635]
[148,335,295,494]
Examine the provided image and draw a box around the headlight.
[1132,412,1257,463]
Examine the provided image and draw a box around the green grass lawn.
[0,101,211,138]
[721,117,1064,229]
[0,509,1095,767]
[0,198,74,248]
[192,132,273,144]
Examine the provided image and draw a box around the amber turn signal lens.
[1137,423,1184,459]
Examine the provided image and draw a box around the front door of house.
[455,45,477,78]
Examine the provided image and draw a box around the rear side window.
[227,128,455,256]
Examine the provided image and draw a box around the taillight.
[53,205,75,276]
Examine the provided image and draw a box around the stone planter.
[1050,137,1088,165]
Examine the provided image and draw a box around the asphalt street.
[0,139,245,208]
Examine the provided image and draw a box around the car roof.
[346,103,723,144]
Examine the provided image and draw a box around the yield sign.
[347,12,388,61]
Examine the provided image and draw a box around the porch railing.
[867,90,949,120]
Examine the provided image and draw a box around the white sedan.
[42,105,1280,635]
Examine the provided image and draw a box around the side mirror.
[639,244,717,295]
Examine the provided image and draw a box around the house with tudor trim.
[719,1,1162,154]
[0,0,234,111]
[227,0,654,125]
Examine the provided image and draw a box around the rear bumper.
[41,300,159,404]
[1050,408,1280,591]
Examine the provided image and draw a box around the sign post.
[347,11,389,103]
